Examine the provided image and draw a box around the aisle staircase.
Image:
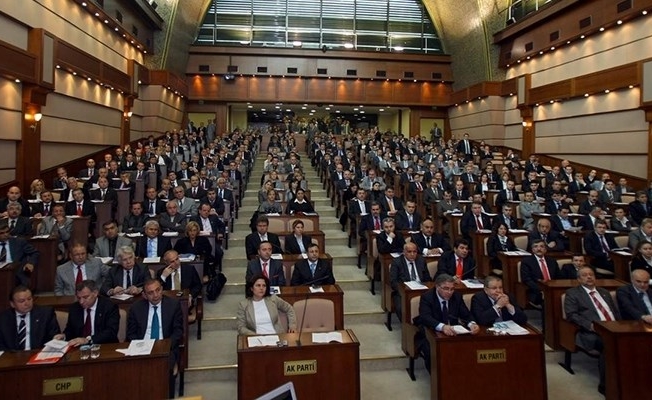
[182,149,431,398]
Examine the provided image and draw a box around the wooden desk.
[70,216,90,249]
[398,281,481,354]
[115,188,130,224]
[595,320,652,400]
[537,279,625,350]
[0,340,170,399]
[93,201,113,238]
[29,237,58,293]
[610,250,633,282]
[472,230,529,278]
[279,284,344,330]
[427,326,547,400]
[237,329,360,400]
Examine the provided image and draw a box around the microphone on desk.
[295,274,330,347]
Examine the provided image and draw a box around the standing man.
[0,286,59,350]
[564,266,620,395]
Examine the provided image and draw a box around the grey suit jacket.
[236,296,296,335]
[564,285,620,334]
[54,257,108,296]
[92,236,134,258]
[628,228,652,250]
[37,216,73,242]
[519,201,544,231]
[176,197,198,216]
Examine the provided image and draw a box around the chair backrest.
[561,293,568,319]
[268,218,286,233]
[278,311,289,332]
[55,310,68,333]
[291,218,315,231]
[614,235,628,248]
[278,235,286,251]
[410,295,421,324]
[517,261,523,282]
[427,260,439,279]
[118,308,128,343]
[483,237,489,256]
[514,236,528,251]
[462,293,473,310]
[293,299,335,332]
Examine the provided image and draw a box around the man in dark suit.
[394,201,422,231]
[65,188,96,218]
[4,203,33,236]
[617,269,652,323]
[200,189,225,216]
[157,250,202,299]
[451,180,471,201]
[135,220,172,258]
[122,201,148,234]
[90,177,118,213]
[460,202,492,243]
[559,254,587,279]
[492,204,518,230]
[215,178,235,205]
[378,187,404,217]
[583,219,618,272]
[0,186,32,218]
[127,278,183,398]
[144,187,166,216]
[416,274,480,373]
[521,239,560,307]
[376,217,406,254]
[629,191,652,226]
[244,215,283,259]
[389,242,432,320]
[436,239,476,280]
[494,180,520,209]
[31,190,55,218]
[578,190,602,215]
[61,280,119,346]
[291,244,335,286]
[470,275,527,326]
[0,286,59,351]
[185,176,206,200]
[0,220,39,286]
[564,266,620,395]
[527,218,565,252]
[410,218,450,256]
[102,246,150,296]
[455,133,474,162]
[245,241,286,286]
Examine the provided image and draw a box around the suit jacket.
[545,200,566,215]
[436,251,476,280]
[244,232,283,259]
[564,285,620,334]
[610,218,635,232]
[135,236,172,258]
[64,200,96,218]
[410,233,450,253]
[460,212,492,239]
[583,231,618,258]
[176,197,197,216]
[520,255,559,293]
[423,187,442,205]
[486,235,517,258]
[64,296,119,344]
[126,296,183,355]
[291,259,335,286]
[236,296,296,335]
[90,188,118,210]
[54,258,108,296]
[578,200,602,216]
[189,215,225,235]
[394,210,422,231]
[174,236,214,261]
[283,234,313,255]
[0,198,32,217]
[348,199,371,217]
[7,237,39,266]
[215,188,234,205]
[158,213,187,233]
[4,216,32,237]
[37,216,73,242]
[598,189,622,205]
[470,291,527,326]
[378,196,404,214]
[389,256,432,291]
[628,229,652,250]
[31,201,55,217]
[628,201,652,226]
[376,231,406,254]
[416,290,474,328]
[527,230,565,252]
[157,264,202,298]
[101,263,150,295]
[122,213,147,234]
[200,196,225,216]
[617,284,652,320]
[143,198,166,216]
[92,236,133,258]
[492,214,518,230]
[559,264,581,279]
[185,186,206,200]
[451,188,471,201]
[0,306,59,351]
[245,258,286,286]
[358,213,386,236]
[519,202,544,230]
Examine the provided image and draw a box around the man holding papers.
[390,242,432,320]
[471,275,527,326]
[60,280,119,346]
[0,286,59,351]
[416,274,479,373]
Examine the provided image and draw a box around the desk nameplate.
[43,377,84,396]
[284,360,317,376]
[477,349,507,363]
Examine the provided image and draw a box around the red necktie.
[75,265,83,285]
[82,308,92,337]
[475,215,483,230]
[374,217,381,230]
[599,235,610,254]
[589,291,612,321]
[455,258,464,279]
[77,203,83,216]
[262,262,269,278]
[539,258,551,281]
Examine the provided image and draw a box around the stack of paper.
[312,332,343,343]
[247,335,280,347]
[492,321,530,335]
[452,325,471,335]
[462,279,484,289]
[404,281,428,290]
[143,257,161,264]
[309,286,324,293]
[116,339,155,356]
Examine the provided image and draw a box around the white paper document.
[99,257,113,265]
[44,339,69,352]
[31,235,50,239]
[452,325,471,335]
[179,254,196,262]
[125,233,142,238]
[404,281,428,290]
[503,250,531,256]
[491,321,530,335]
[390,252,402,258]
[110,293,133,301]
[247,335,280,347]
[116,339,155,356]
[143,257,161,264]
[309,286,324,293]
[312,332,343,343]
[162,232,179,237]
[462,279,484,289]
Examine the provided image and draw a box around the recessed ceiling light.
[604,89,610,93]
[599,27,605,32]
[617,20,623,25]
[14,79,20,83]
[584,93,589,97]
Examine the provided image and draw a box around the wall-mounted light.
[124,110,133,120]
[28,112,43,132]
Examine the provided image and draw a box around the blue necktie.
[147,239,155,257]
[150,306,160,339]
[310,263,316,277]
[298,238,306,253]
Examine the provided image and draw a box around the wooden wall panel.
[305,78,337,102]
[277,78,306,102]
[249,77,277,101]
[336,80,365,103]
[365,81,393,104]
[393,82,421,103]
[219,79,248,100]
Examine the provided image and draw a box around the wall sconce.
[29,112,42,132]
[124,111,133,120]
[521,121,532,128]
